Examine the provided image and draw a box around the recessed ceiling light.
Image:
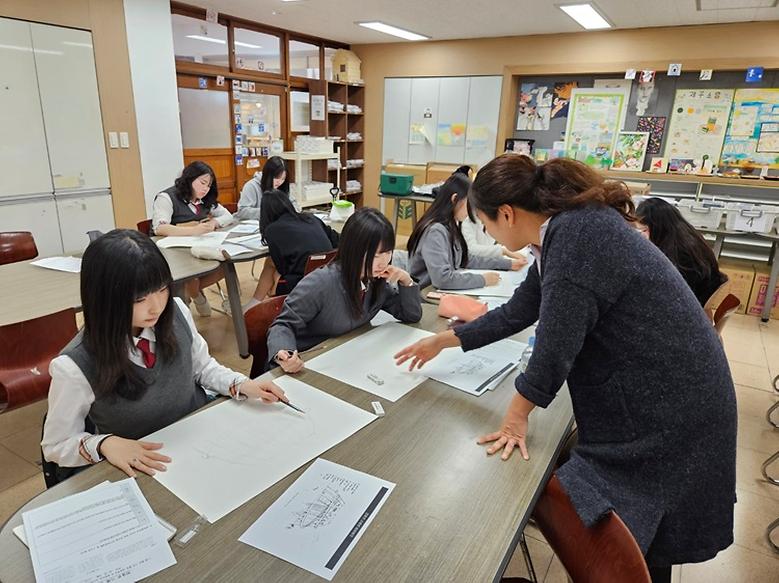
[356,21,429,41]
[558,3,612,30]
[186,35,261,49]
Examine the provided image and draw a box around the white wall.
[123,0,184,215]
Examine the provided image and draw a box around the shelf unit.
[309,80,365,207]
[279,150,341,208]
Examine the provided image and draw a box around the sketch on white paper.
[439,266,530,298]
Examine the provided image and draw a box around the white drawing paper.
[145,376,377,522]
[664,88,734,162]
[369,311,399,327]
[439,267,530,298]
[30,256,82,273]
[156,231,229,249]
[306,323,433,401]
[239,459,394,581]
[22,479,176,583]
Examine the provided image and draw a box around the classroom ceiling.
[198,0,779,44]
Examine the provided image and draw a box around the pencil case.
[437,294,487,322]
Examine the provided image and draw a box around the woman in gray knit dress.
[396,155,737,582]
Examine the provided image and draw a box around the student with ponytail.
[395,154,736,582]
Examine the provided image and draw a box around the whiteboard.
[0,18,53,198]
[382,76,502,170]
[31,23,110,191]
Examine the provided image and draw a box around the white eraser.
[371,401,385,417]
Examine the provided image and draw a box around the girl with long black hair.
[42,230,286,479]
[236,156,300,220]
[266,208,422,373]
[407,169,525,290]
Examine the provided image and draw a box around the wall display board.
[663,88,734,163]
[563,88,629,168]
[721,88,779,169]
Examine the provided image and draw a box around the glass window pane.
[171,14,228,67]
[289,40,320,79]
[324,47,337,81]
[234,28,281,74]
[238,93,283,151]
[290,91,310,132]
[178,88,231,148]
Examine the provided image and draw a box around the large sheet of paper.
[423,338,527,396]
[721,88,779,169]
[30,256,81,273]
[306,322,433,401]
[239,459,394,581]
[156,231,228,249]
[145,376,377,522]
[22,478,176,583]
[439,268,529,297]
[664,88,734,163]
[564,88,629,168]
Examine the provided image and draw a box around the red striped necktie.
[136,338,156,369]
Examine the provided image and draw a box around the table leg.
[713,233,725,258]
[762,240,779,322]
[411,200,418,230]
[171,281,186,300]
[393,198,400,234]
[222,260,249,357]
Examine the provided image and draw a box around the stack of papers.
[156,231,228,249]
[30,256,82,273]
[439,268,529,298]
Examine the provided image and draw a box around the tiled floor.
[1,258,778,582]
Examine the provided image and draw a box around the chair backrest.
[245,295,287,378]
[531,474,651,583]
[223,202,238,214]
[0,231,38,266]
[0,308,78,412]
[304,249,338,275]
[137,219,152,236]
[703,280,741,335]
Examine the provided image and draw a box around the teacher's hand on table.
[394,329,460,371]
[477,393,536,461]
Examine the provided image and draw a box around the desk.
[0,305,573,583]
[0,249,220,327]
[379,192,434,233]
[698,228,779,322]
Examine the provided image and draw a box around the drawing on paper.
[517,83,553,131]
[287,486,345,530]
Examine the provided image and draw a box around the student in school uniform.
[42,230,286,481]
[152,161,233,316]
[242,189,340,313]
[266,208,422,373]
[395,155,736,583]
[407,169,526,290]
[635,197,727,306]
[235,156,301,220]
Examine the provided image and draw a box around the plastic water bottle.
[520,336,535,373]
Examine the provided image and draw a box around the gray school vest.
[61,307,207,439]
[161,186,208,225]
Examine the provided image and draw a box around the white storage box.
[724,203,779,234]
[676,200,726,230]
[299,181,334,205]
[294,136,334,155]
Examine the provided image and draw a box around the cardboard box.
[383,163,426,186]
[746,264,779,319]
[718,259,755,315]
[426,162,478,185]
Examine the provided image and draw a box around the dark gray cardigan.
[455,206,737,567]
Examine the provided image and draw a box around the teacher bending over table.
[395,154,736,583]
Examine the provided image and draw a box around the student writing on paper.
[243,190,340,313]
[407,168,526,290]
[235,156,301,220]
[266,208,422,373]
[395,155,736,583]
[635,198,726,306]
[152,161,233,316]
[42,230,286,482]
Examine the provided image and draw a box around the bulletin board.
[720,88,779,169]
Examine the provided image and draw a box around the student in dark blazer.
[396,155,737,582]
[635,197,727,306]
[266,208,422,373]
[243,190,339,313]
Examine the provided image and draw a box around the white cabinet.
[0,197,63,256]
[56,191,115,254]
[0,19,54,198]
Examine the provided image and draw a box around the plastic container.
[380,173,414,196]
[676,200,726,230]
[724,203,779,234]
[519,336,535,373]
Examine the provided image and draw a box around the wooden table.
[378,192,434,233]
[0,249,220,327]
[0,305,573,583]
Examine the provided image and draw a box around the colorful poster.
[465,124,490,149]
[636,116,667,155]
[611,132,649,172]
[721,89,779,169]
[409,123,426,145]
[517,83,553,131]
[551,82,578,119]
[664,88,734,163]
[563,88,629,169]
[437,123,465,146]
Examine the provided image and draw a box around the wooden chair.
[303,249,337,275]
[223,202,238,214]
[0,308,78,413]
[137,219,152,236]
[703,280,741,336]
[0,231,38,266]
[245,295,287,378]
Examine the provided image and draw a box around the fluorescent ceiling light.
[558,3,612,29]
[357,21,429,41]
[186,35,261,49]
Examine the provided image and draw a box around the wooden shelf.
[602,170,779,189]
[280,151,339,161]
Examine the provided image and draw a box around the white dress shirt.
[42,298,248,467]
[151,191,233,232]
[460,216,504,259]
[530,218,551,275]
